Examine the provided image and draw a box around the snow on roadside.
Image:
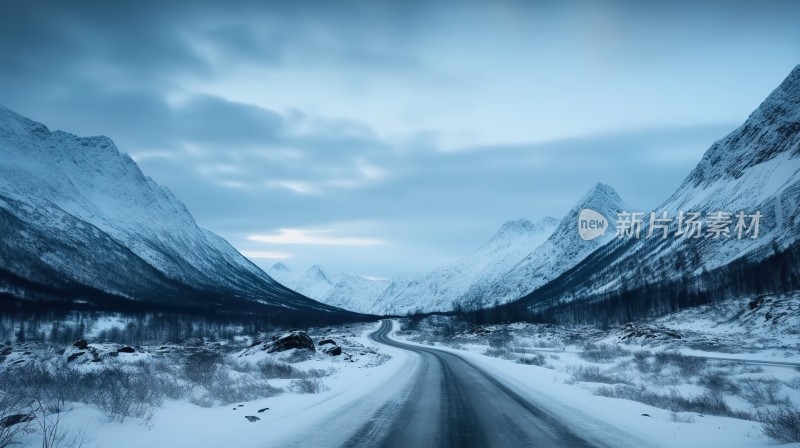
[12,321,416,448]
[389,321,782,448]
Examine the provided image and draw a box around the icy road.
[342,320,596,447]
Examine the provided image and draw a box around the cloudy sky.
[1,1,798,278]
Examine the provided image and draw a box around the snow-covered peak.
[465,184,627,307]
[0,106,345,315]
[267,262,298,287]
[371,213,558,315]
[270,262,291,272]
[684,65,800,187]
[490,217,559,242]
[322,275,392,314]
[292,265,337,300]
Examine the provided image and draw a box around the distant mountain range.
[273,65,800,322]
[3,65,798,326]
[0,106,361,324]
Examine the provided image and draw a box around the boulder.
[72,339,89,350]
[318,338,336,346]
[0,413,33,428]
[266,331,315,353]
[245,416,260,422]
[323,345,342,356]
[66,351,85,362]
[117,346,136,354]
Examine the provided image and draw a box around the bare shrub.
[289,378,326,394]
[633,350,652,373]
[579,343,630,363]
[257,359,301,379]
[570,366,629,385]
[487,327,513,349]
[0,391,34,448]
[200,371,281,406]
[516,353,546,366]
[284,350,313,364]
[182,351,222,387]
[698,372,740,395]
[596,385,749,419]
[759,407,800,443]
[89,365,162,422]
[653,351,706,377]
[738,378,789,407]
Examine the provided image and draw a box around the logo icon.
[578,209,608,241]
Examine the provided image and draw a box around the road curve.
[341,320,598,448]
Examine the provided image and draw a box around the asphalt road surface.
[339,320,599,448]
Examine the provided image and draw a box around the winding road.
[340,320,599,448]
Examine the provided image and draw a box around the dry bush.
[759,407,800,443]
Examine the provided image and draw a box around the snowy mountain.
[369,217,558,315]
[461,183,627,309]
[0,106,358,321]
[292,265,339,301]
[325,275,392,314]
[266,263,393,314]
[507,64,800,318]
[266,262,300,288]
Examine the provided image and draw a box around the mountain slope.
[324,275,392,313]
[461,183,627,308]
[505,65,800,321]
[371,217,558,315]
[0,106,358,321]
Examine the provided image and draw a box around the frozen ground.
[1,294,799,447]
[0,322,407,448]
[395,293,800,446]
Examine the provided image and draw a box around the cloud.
[1,0,798,277]
[239,250,293,260]
[248,228,387,246]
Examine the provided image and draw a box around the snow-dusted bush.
[698,371,740,395]
[0,391,34,448]
[90,365,163,422]
[653,351,706,377]
[596,385,750,419]
[579,343,630,363]
[632,350,652,373]
[570,366,630,385]
[182,351,223,387]
[516,353,546,366]
[738,378,789,407]
[257,359,302,379]
[759,407,800,443]
[289,378,327,394]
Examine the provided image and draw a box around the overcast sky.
[1,1,798,278]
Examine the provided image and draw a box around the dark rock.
[257,408,269,413]
[748,296,765,310]
[641,414,651,417]
[117,346,136,354]
[266,331,315,353]
[72,339,89,350]
[245,416,260,422]
[238,404,244,407]
[1,413,33,428]
[233,408,238,411]
[323,345,342,356]
[318,338,336,346]
[67,351,85,362]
